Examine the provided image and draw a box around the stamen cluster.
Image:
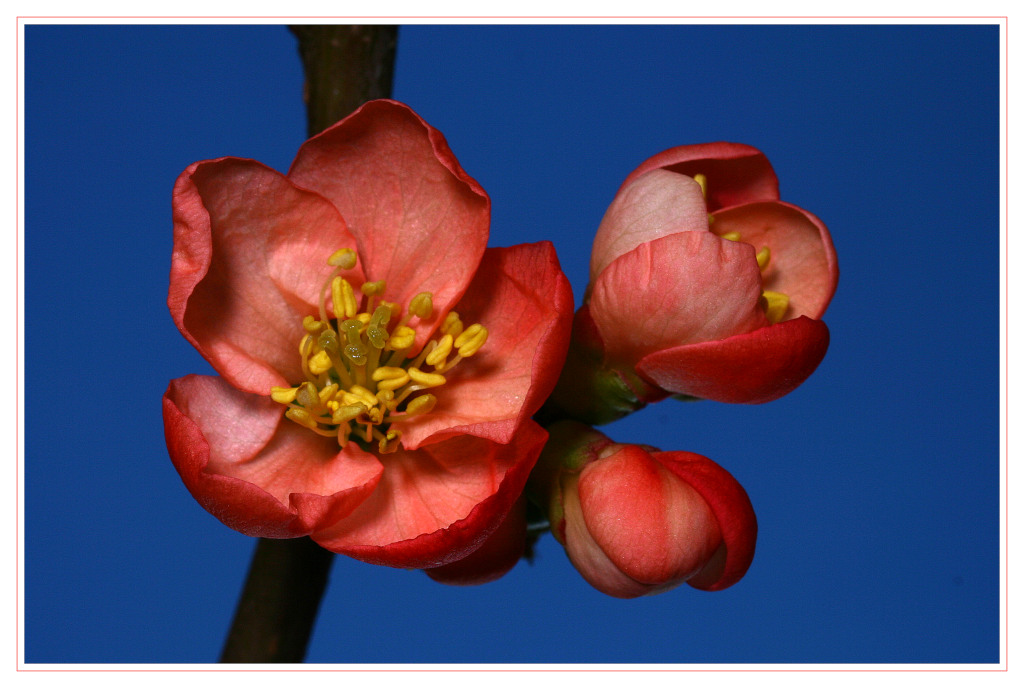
[271,248,488,454]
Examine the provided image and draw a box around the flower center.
[271,248,488,454]
[696,173,789,324]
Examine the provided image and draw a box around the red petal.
[424,496,528,586]
[620,142,779,212]
[589,232,768,366]
[163,375,382,538]
[312,421,546,569]
[288,100,489,351]
[636,316,830,404]
[590,169,710,283]
[394,242,573,449]
[654,451,758,591]
[578,445,722,586]
[711,201,838,319]
[170,158,364,394]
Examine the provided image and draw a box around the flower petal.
[620,142,779,212]
[312,421,546,569]
[711,201,838,319]
[424,496,528,586]
[579,445,722,587]
[590,169,710,283]
[636,316,830,404]
[654,451,758,591]
[289,100,489,350]
[163,375,383,538]
[170,158,364,394]
[589,231,768,366]
[394,242,574,450]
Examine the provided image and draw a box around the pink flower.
[532,422,756,599]
[549,143,837,423]
[163,100,573,569]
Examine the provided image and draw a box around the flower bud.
[532,421,757,598]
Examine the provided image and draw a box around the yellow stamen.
[327,248,357,269]
[454,324,488,357]
[761,290,790,324]
[387,326,415,351]
[407,367,446,388]
[372,366,411,392]
[270,386,298,404]
[405,394,437,416]
[409,292,434,319]
[720,231,742,242]
[425,334,453,368]
[693,173,707,198]
[332,277,358,319]
[308,350,333,376]
[756,246,771,271]
[442,311,464,338]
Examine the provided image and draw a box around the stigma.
[271,248,488,454]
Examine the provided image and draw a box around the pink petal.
[288,100,489,351]
[578,445,721,587]
[636,316,830,404]
[393,242,573,450]
[711,201,838,319]
[163,375,383,538]
[620,142,780,212]
[312,421,547,569]
[589,231,768,366]
[170,158,364,394]
[654,451,758,591]
[561,471,664,599]
[590,169,710,283]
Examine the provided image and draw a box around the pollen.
[271,248,488,453]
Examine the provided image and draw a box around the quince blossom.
[548,143,838,424]
[163,100,573,569]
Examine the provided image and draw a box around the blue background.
[23,24,1001,663]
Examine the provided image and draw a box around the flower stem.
[218,24,397,664]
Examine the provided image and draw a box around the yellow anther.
[442,311,464,338]
[345,385,378,408]
[425,334,454,368]
[372,366,411,392]
[408,367,447,388]
[285,407,318,430]
[387,326,415,351]
[405,394,437,416]
[318,384,339,405]
[761,291,790,324]
[302,316,324,334]
[270,386,298,404]
[361,280,386,296]
[409,292,434,319]
[455,324,488,357]
[693,173,708,198]
[332,404,365,424]
[327,248,358,269]
[332,277,358,319]
[720,231,742,241]
[756,246,771,271]
[308,350,333,375]
[377,389,395,405]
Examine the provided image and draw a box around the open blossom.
[163,100,573,569]
[531,422,756,598]
[548,143,838,424]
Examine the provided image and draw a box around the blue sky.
[22,23,1001,664]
